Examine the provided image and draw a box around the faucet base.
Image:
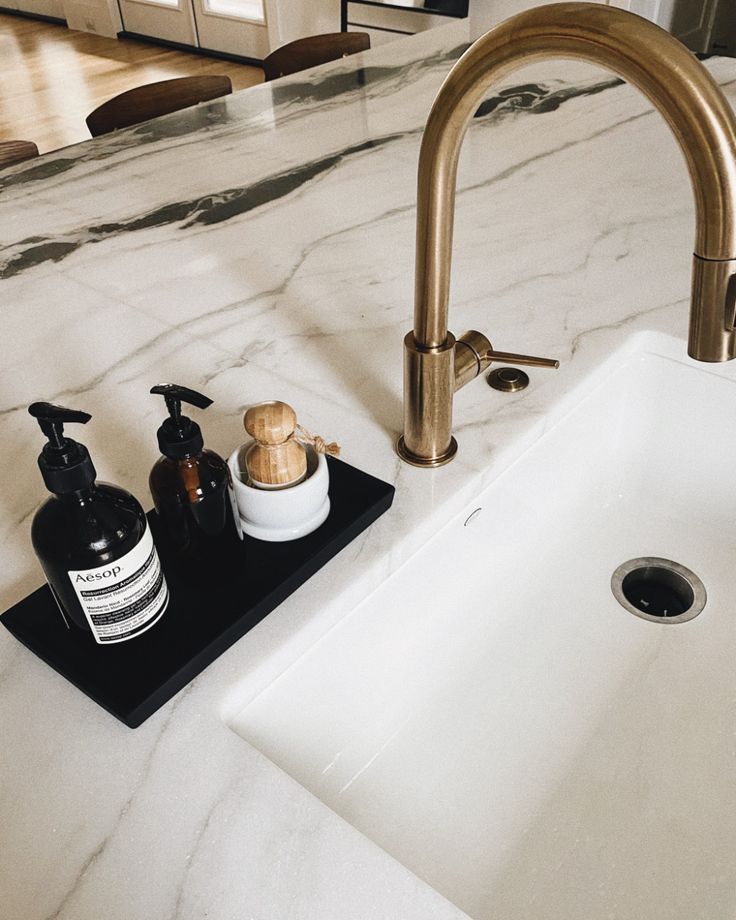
[396,435,457,468]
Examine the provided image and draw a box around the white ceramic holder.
[228,443,330,541]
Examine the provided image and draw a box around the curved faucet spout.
[400,2,736,467]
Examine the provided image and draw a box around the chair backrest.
[86,75,233,137]
[0,140,39,170]
[262,32,370,82]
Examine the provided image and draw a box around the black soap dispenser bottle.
[149,384,242,559]
[29,402,169,644]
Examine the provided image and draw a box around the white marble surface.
[1,18,735,920]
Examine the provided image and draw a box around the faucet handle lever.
[485,348,559,370]
[454,331,559,391]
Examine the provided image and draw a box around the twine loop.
[294,424,341,457]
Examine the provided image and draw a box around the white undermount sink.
[230,333,736,920]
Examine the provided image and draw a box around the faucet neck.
[413,1,736,352]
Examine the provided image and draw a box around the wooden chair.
[0,140,40,170]
[86,75,233,138]
[262,32,370,82]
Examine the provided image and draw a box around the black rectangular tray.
[1,457,394,728]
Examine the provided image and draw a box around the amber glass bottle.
[149,384,242,560]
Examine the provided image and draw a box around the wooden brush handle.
[243,401,307,487]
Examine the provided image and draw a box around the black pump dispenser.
[28,401,169,644]
[29,402,97,494]
[151,384,211,459]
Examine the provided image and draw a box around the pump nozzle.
[28,402,96,494]
[150,384,212,459]
[150,384,212,421]
[29,402,91,449]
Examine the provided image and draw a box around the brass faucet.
[398,1,736,467]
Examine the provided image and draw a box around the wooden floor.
[0,13,264,153]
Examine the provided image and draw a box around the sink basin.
[230,335,736,920]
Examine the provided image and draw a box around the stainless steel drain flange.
[611,557,706,624]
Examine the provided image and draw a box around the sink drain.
[611,557,706,623]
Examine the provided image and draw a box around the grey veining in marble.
[1,16,736,920]
[2,69,623,281]
[1,135,407,278]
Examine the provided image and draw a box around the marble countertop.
[2,19,735,920]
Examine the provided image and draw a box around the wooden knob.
[243,401,307,488]
[244,401,297,445]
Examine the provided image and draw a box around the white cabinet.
[13,0,67,19]
[194,0,269,58]
[117,0,198,45]
[267,0,340,48]
[117,0,268,57]
[62,0,122,37]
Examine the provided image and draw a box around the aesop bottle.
[29,402,169,644]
